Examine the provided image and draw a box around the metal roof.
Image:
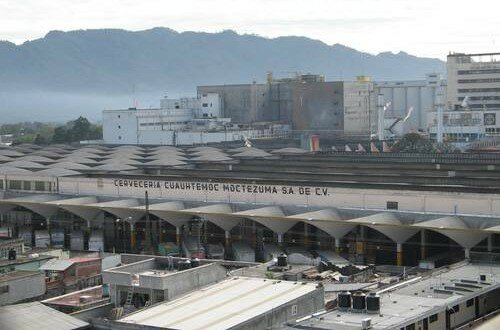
[120,277,318,330]
[39,259,74,271]
[0,302,89,330]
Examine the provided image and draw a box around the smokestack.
[435,87,445,144]
[377,94,385,141]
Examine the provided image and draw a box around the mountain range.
[0,28,445,122]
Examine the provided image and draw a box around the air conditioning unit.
[361,318,372,329]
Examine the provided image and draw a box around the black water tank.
[338,291,352,311]
[177,260,191,271]
[277,253,288,267]
[191,258,200,268]
[352,292,366,312]
[366,293,380,313]
[480,274,486,281]
[8,249,16,260]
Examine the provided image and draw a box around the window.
[452,304,460,313]
[466,299,474,307]
[35,181,45,191]
[118,125,121,129]
[405,324,415,330]
[117,115,121,118]
[202,103,208,107]
[429,314,438,323]
[8,180,22,190]
[23,181,31,190]
[118,136,122,140]
[0,285,8,294]
[387,201,399,210]
[291,305,298,316]
[0,180,3,189]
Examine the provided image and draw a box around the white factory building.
[374,73,446,137]
[103,93,289,145]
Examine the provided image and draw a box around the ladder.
[124,286,134,307]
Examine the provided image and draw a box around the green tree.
[52,126,69,143]
[33,134,47,145]
[391,133,434,153]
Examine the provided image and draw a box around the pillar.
[85,220,91,250]
[356,226,366,260]
[175,226,181,247]
[130,222,136,251]
[304,223,309,248]
[225,230,231,249]
[46,217,52,246]
[335,238,341,254]
[487,235,493,252]
[277,233,283,247]
[420,230,426,260]
[465,248,471,259]
[396,243,403,266]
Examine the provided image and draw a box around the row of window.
[458,96,500,101]
[6,180,51,191]
[458,69,500,75]
[458,78,500,84]
[458,88,500,93]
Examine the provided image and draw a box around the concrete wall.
[235,286,324,330]
[0,273,45,306]
[103,110,139,145]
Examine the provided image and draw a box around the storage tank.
[352,292,366,313]
[366,293,380,314]
[50,229,65,248]
[35,230,50,248]
[277,253,288,267]
[88,230,104,252]
[70,230,85,251]
[338,291,352,311]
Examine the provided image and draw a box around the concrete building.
[425,53,500,144]
[0,144,498,269]
[42,285,110,314]
[375,73,447,136]
[447,52,500,112]
[284,261,500,330]
[103,93,288,145]
[198,75,375,138]
[0,270,46,305]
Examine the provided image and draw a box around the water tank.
[337,291,352,311]
[177,260,191,271]
[352,292,366,313]
[277,253,288,267]
[480,274,487,281]
[366,293,380,313]
[191,258,200,268]
[8,248,16,260]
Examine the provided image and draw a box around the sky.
[0,0,499,59]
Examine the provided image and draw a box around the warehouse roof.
[0,302,89,330]
[120,277,319,330]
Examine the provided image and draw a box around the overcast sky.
[1,0,498,59]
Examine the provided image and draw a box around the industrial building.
[0,270,46,305]
[0,143,497,270]
[103,92,289,145]
[198,74,375,138]
[284,261,500,330]
[374,73,447,136]
[427,52,500,145]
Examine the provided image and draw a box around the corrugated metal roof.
[0,302,89,330]
[39,259,74,271]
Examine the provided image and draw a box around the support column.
[335,238,341,254]
[396,243,403,266]
[465,248,471,259]
[304,223,309,248]
[130,222,136,251]
[225,230,231,249]
[46,217,52,247]
[420,230,426,260]
[356,226,366,262]
[175,226,181,247]
[487,235,493,252]
[277,233,283,247]
[85,220,91,251]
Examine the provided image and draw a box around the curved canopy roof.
[36,168,81,177]
[47,162,92,170]
[2,160,46,169]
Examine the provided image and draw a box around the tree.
[71,116,92,141]
[391,133,434,153]
[52,126,69,143]
[33,134,47,145]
